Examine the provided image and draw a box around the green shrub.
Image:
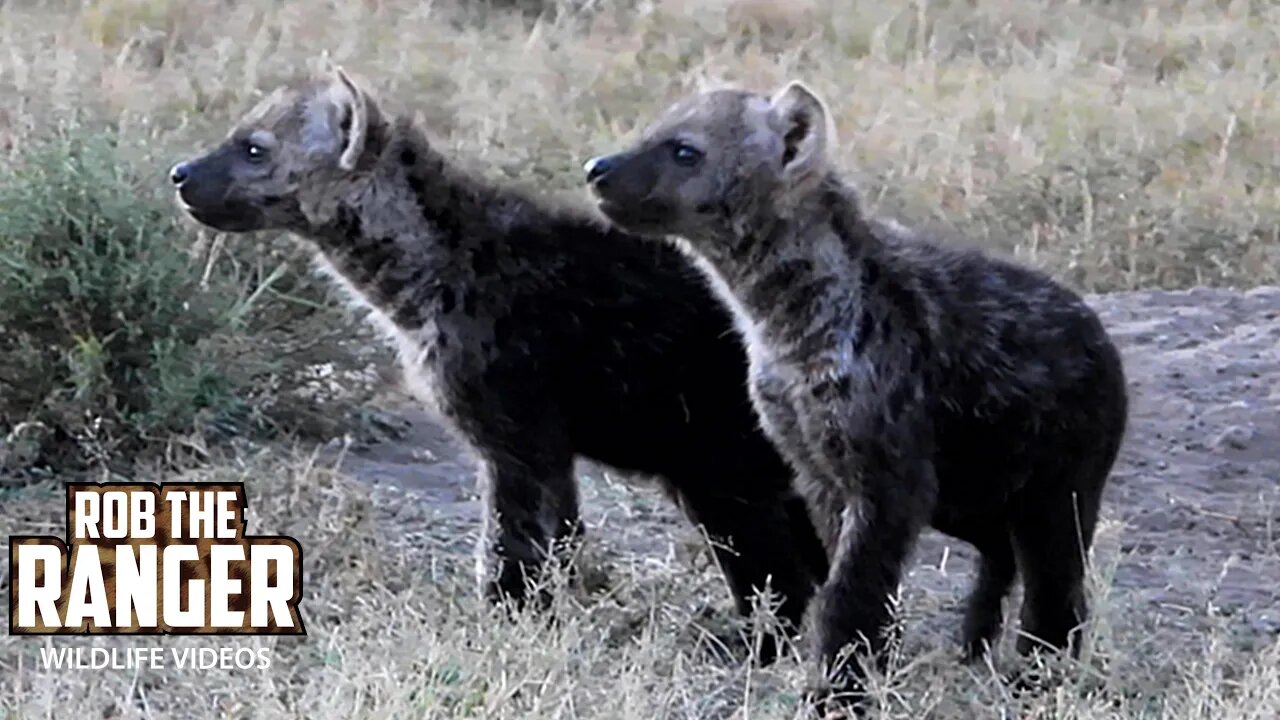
[0,126,377,473]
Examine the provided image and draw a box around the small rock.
[1213,425,1254,451]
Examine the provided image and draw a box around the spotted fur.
[588,82,1129,700]
[168,69,830,658]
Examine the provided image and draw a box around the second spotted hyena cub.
[587,83,1128,692]
[168,69,831,651]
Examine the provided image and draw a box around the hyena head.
[170,67,385,233]
[585,81,835,250]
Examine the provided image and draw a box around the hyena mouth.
[594,199,674,235]
[182,204,264,233]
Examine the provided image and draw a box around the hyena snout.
[583,151,682,238]
[168,152,269,234]
[169,161,191,186]
[583,151,659,213]
[583,153,622,188]
[168,155,218,211]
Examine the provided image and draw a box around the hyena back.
[169,69,830,658]
[587,82,1128,699]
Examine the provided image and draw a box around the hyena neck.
[302,117,500,331]
[718,176,878,355]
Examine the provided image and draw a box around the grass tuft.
[0,124,377,473]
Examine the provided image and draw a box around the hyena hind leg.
[1010,482,1102,657]
[960,529,1018,662]
[672,477,828,665]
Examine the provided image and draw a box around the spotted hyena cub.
[170,69,831,656]
[586,83,1128,696]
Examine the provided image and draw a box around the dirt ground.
[327,285,1280,658]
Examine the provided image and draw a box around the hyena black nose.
[169,162,191,186]
[583,154,617,185]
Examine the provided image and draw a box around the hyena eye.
[671,143,704,167]
[245,142,269,163]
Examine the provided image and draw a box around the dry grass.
[1,454,1278,719]
[1,0,1277,292]
[2,0,1279,718]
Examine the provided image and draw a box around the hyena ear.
[333,67,371,171]
[768,80,835,178]
[305,66,380,171]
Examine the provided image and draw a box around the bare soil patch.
[330,285,1280,656]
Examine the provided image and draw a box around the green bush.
[0,127,378,473]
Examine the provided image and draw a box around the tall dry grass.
[1,452,1277,719]
[1,0,1277,293]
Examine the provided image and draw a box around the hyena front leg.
[801,396,937,709]
[475,442,577,608]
